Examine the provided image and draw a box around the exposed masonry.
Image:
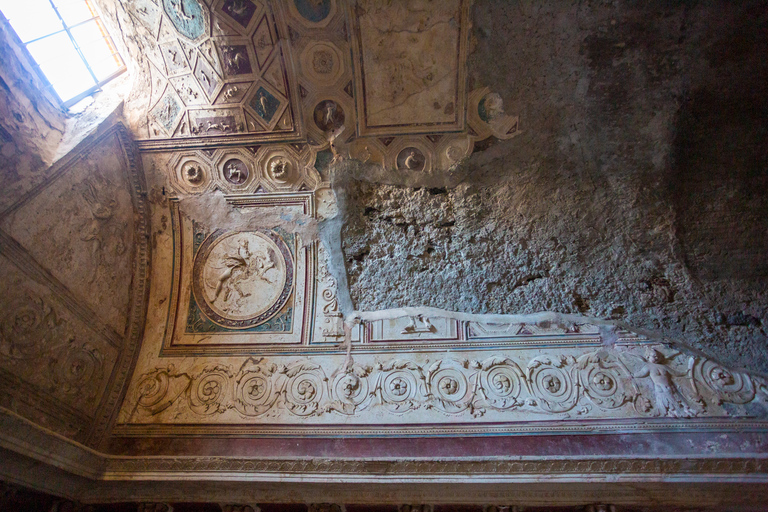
[0,0,765,467]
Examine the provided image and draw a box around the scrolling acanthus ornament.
[527,355,579,413]
[326,365,372,415]
[0,296,104,400]
[124,343,768,423]
[320,276,344,342]
[473,357,525,411]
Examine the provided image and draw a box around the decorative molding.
[116,339,768,432]
[2,407,768,505]
[135,0,304,149]
[0,231,124,350]
[0,124,150,447]
[160,194,317,356]
[85,125,152,448]
[164,144,321,195]
[129,0,518,173]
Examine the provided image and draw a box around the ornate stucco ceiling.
[0,0,768,507]
[73,0,765,444]
[118,0,519,168]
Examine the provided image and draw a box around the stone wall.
[339,0,768,373]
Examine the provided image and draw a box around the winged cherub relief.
[76,164,128,280]
[208,237,277,314]
[631,347,701,418]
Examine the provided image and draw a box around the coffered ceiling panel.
[128,0,519,174]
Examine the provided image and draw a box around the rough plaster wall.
[339,1,768,372]
[0,14,128,212]
[0,19,67,211]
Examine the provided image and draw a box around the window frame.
[0,0,127,109]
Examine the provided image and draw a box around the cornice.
[3,408,768,480]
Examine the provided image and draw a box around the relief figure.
[208,237,276,314]
[77,167,127,276]
[632,348,699,418]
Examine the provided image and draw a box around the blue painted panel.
[249,87,280,123]
[163,0,207,40]
[294,0,331,22]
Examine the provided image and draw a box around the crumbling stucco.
[338,0,768,373]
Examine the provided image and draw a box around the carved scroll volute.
[374,360,425,413]
[694,358,756,405]
[133,366,191,417]
[280,361,327,416]
[474,356,525,412]
[426,359,473,414]
[327,365,372,415]
[1,297,72,358]
[188,364,233,415]
[575,350,637,410]
[49,342,104,399]
[233,358,279,417]
[527,355,578,413]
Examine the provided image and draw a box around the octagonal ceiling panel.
[135,0,302,149]
[132,0,517,171]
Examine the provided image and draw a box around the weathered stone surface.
[0,19,66,213]
[340,0,768,372]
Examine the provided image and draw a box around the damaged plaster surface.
[0,0,767,448]
[339,0,768,373]
[2,1,768,506]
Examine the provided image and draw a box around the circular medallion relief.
[182,160,206,185]
[193,230,293,328]
[397,147,426,171]
[300,41,344,85]
[265,154,296,184]
[294,0,332,23]
[313,100,345,132]
[223,158,249,185]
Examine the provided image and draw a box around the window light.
[0,0,126,107]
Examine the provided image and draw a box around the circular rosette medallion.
[577,361,632,409]
[527,357,578,413]
[51,345,102,394]
[379,366,421,413]
[136,371,171,410]
[427,362,471,413]
[479,359,523,410]
[193,229,293,328]
[235,368,276,416]
[2,304,45,357]
[189,366,231,415]
[331,371,370,408]
[283,364,326,416]
[696,359,755,405]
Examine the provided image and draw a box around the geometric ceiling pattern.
[95,1,768,443]
[133,0,302,148]
[2,1,767,509]
[131,0,521,173]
